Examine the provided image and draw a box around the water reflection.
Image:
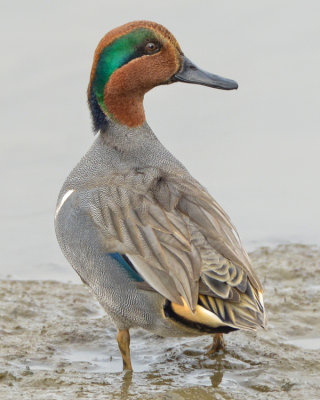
[209,355,224,388]
[115,350,228,399]
[120,371,133,400]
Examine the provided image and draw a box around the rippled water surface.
[1,244,319,399]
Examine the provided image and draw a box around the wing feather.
[81,169,264,325]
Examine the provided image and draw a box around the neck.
[104,89,145,127]
[88,88,146,132]
[100,119,158,152]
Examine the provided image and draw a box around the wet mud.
[1,244,319,399]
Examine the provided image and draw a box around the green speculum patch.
[91,28,157,113]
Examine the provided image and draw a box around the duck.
[55,20,265,371]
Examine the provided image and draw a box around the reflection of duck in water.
[55,21,265,370]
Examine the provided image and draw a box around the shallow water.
[1,244,319,399]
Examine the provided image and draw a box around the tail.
[168,280,265,333]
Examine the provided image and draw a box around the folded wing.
[79,168,265,329]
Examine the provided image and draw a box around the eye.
[145,42,159,54]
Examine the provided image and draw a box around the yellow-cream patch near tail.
[171,297,228,328]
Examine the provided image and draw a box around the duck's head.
[88,21,238,131]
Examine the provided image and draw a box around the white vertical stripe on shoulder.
[55,189,75,218]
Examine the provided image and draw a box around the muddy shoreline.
[1,244,319,399]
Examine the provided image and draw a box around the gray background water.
[1,0,319,281]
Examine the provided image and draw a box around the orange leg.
[206,333,225,355]
[117,329,133,370]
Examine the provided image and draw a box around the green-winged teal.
[55,21,265,371]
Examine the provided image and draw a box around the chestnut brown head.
[88,21,238,131]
